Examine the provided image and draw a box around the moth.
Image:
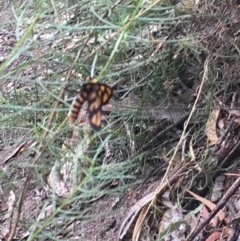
[69,82,113,131]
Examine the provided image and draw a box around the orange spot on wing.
[90,111,102,131]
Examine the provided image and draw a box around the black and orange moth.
[69,83,113,131]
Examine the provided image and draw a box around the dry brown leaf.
[3,191,16,221]
[47,163,70,198]
[37,204,55,221]
[1,191,16,239]
[132,203,150,241]
[118,192,155,241]
[221,226,233,239]
[205,109,220,145]
[202,205,218,227]
[187,189,226,222]
[205,231,221,241]
[189,138,196,161]
[0,141,27,164]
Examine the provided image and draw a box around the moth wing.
[70,83,113,130]
[99,84,113,105]
[89,109,102,131]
